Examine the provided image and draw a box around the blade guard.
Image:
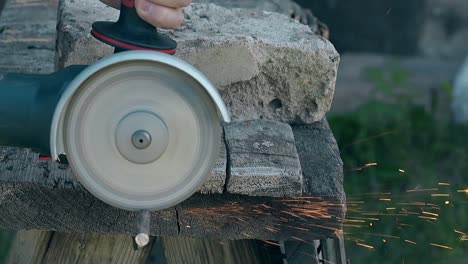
[50,51,230,162]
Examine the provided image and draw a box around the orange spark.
[347,217,380,221]
[418,216,438,221]
[430,243,453,250]
[260,204,273,209]
[422,211,439,217]
[343,224,365,228]
[399,223,413,227]
[291,236,309,244]
[356,242,374,250]
[438,183,450,186]
[342,218,366,223]
[406,188,438,193]
[454,230,468,241]
[264,241,280,247]
[400,210,419,215]
[398,202,427,206]
[404,240,417,245]
[362,233,400,239]
[359,192,391,196]
[351,162,378,171]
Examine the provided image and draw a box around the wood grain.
[0,0,56,74]
[7,230,52,264]
[160,238,281,264]
[41,233,154,264]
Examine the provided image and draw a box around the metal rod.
[135,210,151,249]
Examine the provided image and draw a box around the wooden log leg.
[318,235,347,264]
[7,230,52,264]
[150,237,283,264]
[281,240,320,264]
[8,231,154,264]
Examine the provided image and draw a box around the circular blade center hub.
[115,111,169,164]
[132,130,152,149]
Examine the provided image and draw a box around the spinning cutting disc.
[61,57,222,211]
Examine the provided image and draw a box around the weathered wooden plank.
[7,230,52,264]
[8,230,153,264]
[159,237,280,264]
[225,120,302,197]
[0,121,344,240]
[41,232,153,263]
[0,118,342,241]
[0,142,226,196]
[0,0,56,74]
[0,118,303,198]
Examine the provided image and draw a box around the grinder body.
[0,66,85,156]
[0,0,230,247]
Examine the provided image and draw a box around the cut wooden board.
[0,118,343,241]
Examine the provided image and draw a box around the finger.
[135,0,184,29]
[145,0,191,9]
[99,0,121,9]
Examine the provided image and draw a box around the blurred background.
[1,0,467,263]
[298,0,468,263]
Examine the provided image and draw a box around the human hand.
[100,0,191,29]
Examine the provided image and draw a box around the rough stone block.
[194,0,326,37]
[56,0,340,124]
[292,119,345,203]
[225,120,302,197]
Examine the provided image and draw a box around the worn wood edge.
[0,181,343,241]
[0,119,344,240]
[0,119,307,197]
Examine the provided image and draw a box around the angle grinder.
[0,0,230,248]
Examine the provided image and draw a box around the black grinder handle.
[91,0,177,54]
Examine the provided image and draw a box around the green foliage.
[365,61,411,96]
[329,63,468,263]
